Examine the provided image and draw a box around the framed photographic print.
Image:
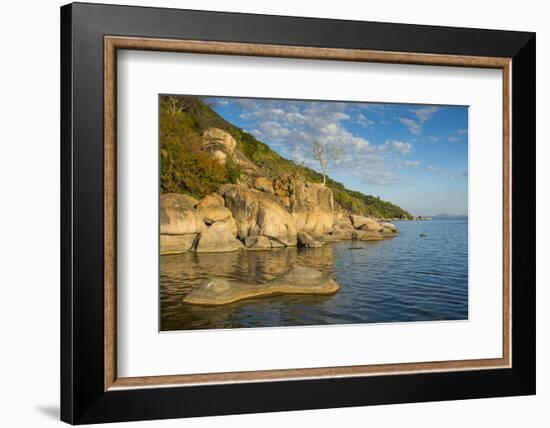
[60,2,536,424]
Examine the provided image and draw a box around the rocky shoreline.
[160,127,401,255]
[160,127,403,306]
[160,181,398,255]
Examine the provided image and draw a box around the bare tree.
[311,140,342,186]
[166,96,192,115]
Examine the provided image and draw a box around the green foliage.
[159,97,241,199]
[159,95,412,219]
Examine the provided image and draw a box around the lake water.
[160,220,468,331]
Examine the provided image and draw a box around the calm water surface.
[160,220,468,331]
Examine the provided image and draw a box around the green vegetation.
[159,95,412,219]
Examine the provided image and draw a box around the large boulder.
[351,214,384,232]
[381,222,397,232]
[160,234,198,254]
[201,128,259,180]
[320,218,355,241]
[221,185,297,246]
[297,231,323,248]
[196,193,224,210]
[201,128,237,165]
[353,229,384,241]
[284,180,335,237]
[160,193,205,235]
[196,193,237,235]
[182,266,340,306]
[193,221,244,253]
[380,226,398,237]
[244,235,272,251]
[253,177,274,193]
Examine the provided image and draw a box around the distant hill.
[160,95,413,220]
[432,213,468,220]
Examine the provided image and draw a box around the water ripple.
[161,220,468,330]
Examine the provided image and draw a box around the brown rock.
[202,128,237,164]
[297,231,323,248]
[160,193,205,235]
[160,234,198,255]
[244,235,272,251]
[353,230,384,241]
[196,193,224,210]
[182,267,340,306]
[253,177,274,193]
[193,221,244,253]
[351,215,385,232]
[222,185,297,246]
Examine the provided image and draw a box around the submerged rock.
[182,266,340,306]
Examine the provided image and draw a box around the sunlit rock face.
[160,193,204,235]
[193,221,244,253]
[160,193,205,254]
[201,128,236,165]
[290,182,335,238]
[220,184,297,246]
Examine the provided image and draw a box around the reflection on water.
[160,220,468,331]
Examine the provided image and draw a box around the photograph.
[159,95,469,331]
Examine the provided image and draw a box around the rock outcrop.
[351,214,382,231]
[201,128,236,165]
[160,193,206,254]
[160,234,199,254]
[297,231,324,248]
[221,184,297,246]
[253,177,274,194]
[201,128,259,180]
[193,221,244,253]
[196,193,237,235]
[182,266,340,305]
[290,181,334,237]
[161,179,400,254]
[244,235,273,251]
[353,229,384,241]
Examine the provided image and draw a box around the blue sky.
[205,96,468,216]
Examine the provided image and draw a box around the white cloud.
[398,117,422,135]
[355,113,374,128]
[399,106,439,135]
[446,128,468,143]
[448,171,468,179]
[427,165,439,173]
[380,140,412,155]
[227,99,415,185]
[415,106,439,123]
[399,160,421,168]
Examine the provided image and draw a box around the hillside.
[160,95,413,220]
